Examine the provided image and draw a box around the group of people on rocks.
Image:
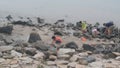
[51,21,115,50]
[77,21,114,37]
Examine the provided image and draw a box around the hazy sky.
[0,0,120,24]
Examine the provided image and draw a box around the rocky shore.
[0,17,120,68]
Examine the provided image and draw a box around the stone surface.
[57,48,75,55]
[19,57,33,64]
[33,51,45,60]
[0,25,13,34]
[28,32,41,43]
[70,55,79,62]
[0,58,5,63]
[49,55,57,61]
[67,62,77,68]
[58,54,70,60]
[11,50,22,58]
[55,60,69,65]
[0,46,13,52]
[46,61,56,66]
[25,47,37,56]
[65,42,78,50]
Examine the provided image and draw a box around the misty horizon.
[0,0,120,25]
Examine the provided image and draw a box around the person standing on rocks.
[103,21,114,35]
[82,21,87,33]
[51,35,63,50]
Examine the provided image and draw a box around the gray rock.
[46,61,56,66]
[89,61,104,68]
[49,55,57,61]
[70,55,79,62]
[0,58,5,63]
[19,57,33,64]
[67,62,77,68]
[116,56,120,61]
[65,42,78,50]
[55,60,69,65]
[33,51,45,60]
[32,41,49,51]
[25,47,37,56]
[0,46,13,52]
[58,48,75,56]
[0,25,13,34]
[79,59,88,65]
[3,38,13,44]
[0,52,2,57]
[28,32,41,43]
[58,54,70,60]
[85,56,96,63]
[11,50,22,58]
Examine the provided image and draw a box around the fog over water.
[0,0,120,26]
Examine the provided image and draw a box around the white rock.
[70,55,79,62]
[0,46,13,52]
[33,51,45,59]
[19,57,33,64]
[58,48,75,55]
[11,50,22,58]
[0,58,5,63]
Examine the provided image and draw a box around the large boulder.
[28,32,41,43]
[32,41,49,51]
[0,25,13,34]
[65,42,78,50]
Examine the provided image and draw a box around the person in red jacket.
[51,35,62,50]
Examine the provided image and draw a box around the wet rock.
[0,46,13,52]
[25,48,37,56]
[28,32,41,43]
[0,25,13,34]
[12,20,34,26]
[58,48,75,56]
[54,31,63,36]
[83,44,95,52]
[33,51,45,60]
[65,42,78,50]
[11,50,22,58]
[32,41,49,51]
